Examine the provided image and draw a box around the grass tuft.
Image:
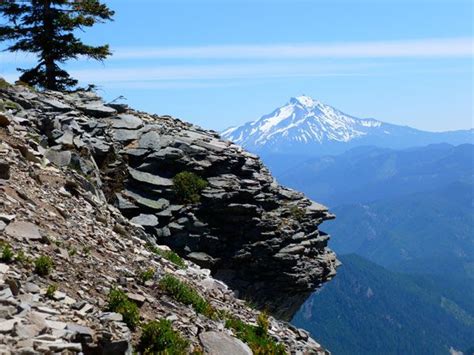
[139,267,155,284]
[0,244,14,263]
[138,319,189,354]
[106,288,140,330]
[46,284,58,299]
[34,255,54,276]
[146,243,186,269]
[159,274,214,317]
[225,313,287,355]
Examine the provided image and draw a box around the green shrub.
[15,250,31,265]
[0,78,10,90]
[106,288,140,330]
[68,247,77,256]
[146,243,186,269]
[139,267,155,284]
[257,311,270,334]
[1,244,14,263]
[34,255,54,276]
[46,284,58,299]
[172,171,207,204]
[225,315,287,355]
[0,98,20,112]
[82,245,91,256]
[138,319,189,354]
[289,206,305,221]
[159,274,214,317]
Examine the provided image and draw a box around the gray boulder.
[199,331,252,355]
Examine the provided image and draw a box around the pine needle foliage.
[0,0,114,90]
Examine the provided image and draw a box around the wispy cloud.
[67,62,374,84]
[5,38,468,63]
[112,38,473,60]
[1,37,470,88]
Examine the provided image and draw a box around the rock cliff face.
[0,83,337,323]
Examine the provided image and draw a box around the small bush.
[68,247,77,256]
[0,78,10,90]
[46,284,57,299]
[15,250,31,265]
[159,274,214,317]
[289,206,305,221]
[138,319,189,354]
[257,311,270,334]
[34,255,54,276]
[172,172,207,204]
[106,288,140,330]
[1,244,14,263]
[225,315,287,355]
[139,267,155,284]
[146,243,186,269]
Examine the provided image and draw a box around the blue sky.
[0,0,472,132]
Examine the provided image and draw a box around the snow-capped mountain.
[221,96,473,156]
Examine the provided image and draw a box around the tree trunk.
[41,0,56,90]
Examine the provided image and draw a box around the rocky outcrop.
[0,136,328,353]
[0,83,338,323]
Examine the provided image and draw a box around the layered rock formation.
[0,130,325,353]
[0,83,337,323]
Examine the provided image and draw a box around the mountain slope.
[277,143,474,207]
[221,96,473,157]
[0,81,328,353]
[292,254,474,355]
[324,181,474,271]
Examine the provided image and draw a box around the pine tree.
[0,0,114,90]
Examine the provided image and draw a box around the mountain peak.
[290,95,320,108]
[222,96,380,149]
[221,96,473,155]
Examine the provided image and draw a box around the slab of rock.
[0,264,9,275]
[112,114,143,130]
[23,282,41,294]
[44,149,71,167]
[199,331,252,355]
[123,190,169,211]
[40,98,72,112]
[99,312,123,322]
[55,131,74,147]
[14,322,44,338]
[138,131,172,150]
[126,292,146,306]
[5,221,42,240]
[0,319,20,333]
[114,193,138,211]
[0,214,16,223]
[130,214,159,227]
[66,323,94,337]
[187,252,217,269]
[113,128,142,142]
[78,103,116,118]
[128,167,173,187]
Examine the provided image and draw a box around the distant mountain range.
[293,254,474,355]
[277,143,474,207]
[325,181,474,278]
[223,97,474,354]
[276,144,473,355]
[221,96,473,159]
